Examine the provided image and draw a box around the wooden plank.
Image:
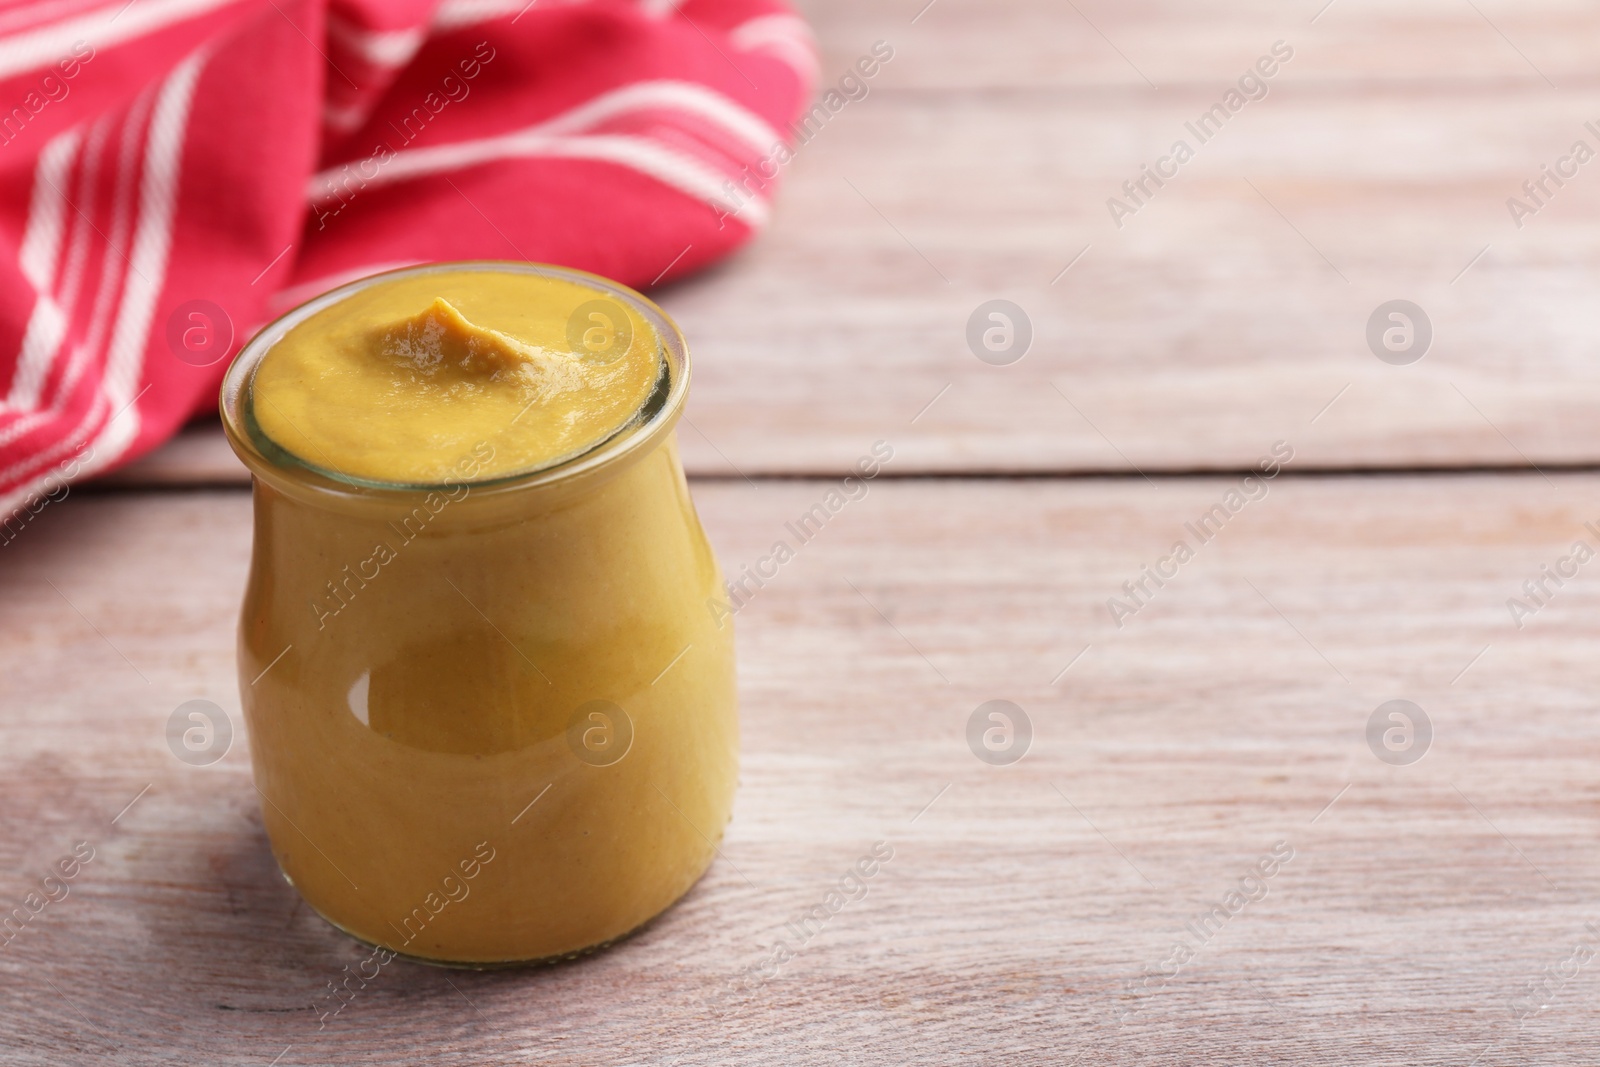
[2,475,1596,1063]
[802,0,1600,90]
[664,79,1600,474]
[668,0,1600,472]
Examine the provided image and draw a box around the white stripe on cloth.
[0,113,120,454]
[0,0,104,38]
[729,14,818,85]
[529,80,783,154]
[316,79,787,185]
[7,127,80,412]
[307,81,784,220]
[729,13,814,48]
[61,100,148,402]
[315,132,770,227]
[317,11,431,138]
[9,301,68,413]
[430,0,700,31]
[0,43,207,516]
[322,99,371,134]
[18,128,75,289]
[0,392,106,522]
[82,45,207,470]
[431,0,527,30]
[52,120,109,344]
[0,0,241,81]
[325,12,426,68]
[0,88,153,466]
[637,0,683,19]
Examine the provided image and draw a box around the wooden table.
[7,2,1600,1064]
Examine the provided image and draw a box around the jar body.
[236,434,737,965]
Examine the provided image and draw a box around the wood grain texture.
[661,0,1600,474]
[3,474,1598,1065]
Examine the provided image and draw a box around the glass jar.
[219,262,737,966]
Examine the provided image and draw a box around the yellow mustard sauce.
[250,271,662,484]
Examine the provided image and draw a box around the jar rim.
[219,260,689,499]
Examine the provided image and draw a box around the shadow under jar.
[219,262,738,966]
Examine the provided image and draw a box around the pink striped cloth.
[0,0,813,513]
